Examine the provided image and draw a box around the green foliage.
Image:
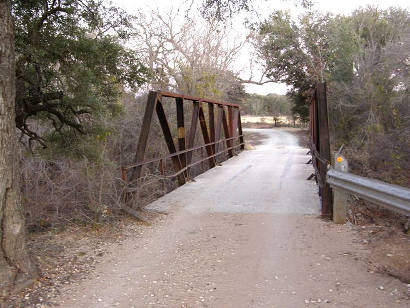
[201,0,251,21]
[287,90,309,123]
[256,10,334,120]
[242,93,291,116]
[39,120,113,161]
[12,0,150,150]
[258,11,308,88]
[178,66,222,98]
[200,0,313,21]
[255,6,410,184]
[326,16,357,83]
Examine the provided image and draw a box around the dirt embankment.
[348,202,410,283]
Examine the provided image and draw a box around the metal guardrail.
[327,168,410,216]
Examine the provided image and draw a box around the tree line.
[254,7,410,185]
[1,0,409,297]
[241,93,291,117]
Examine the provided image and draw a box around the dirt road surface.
[57,128,409,307]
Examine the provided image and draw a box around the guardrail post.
[333,154,349,224]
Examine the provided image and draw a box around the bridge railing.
[121,91,244,206]
[122,136,244,186]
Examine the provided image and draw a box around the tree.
[12,0,150,149]
[254,10,333,120]
[256,6,410,184]
[326,8,410,184]
[249,9,318,120]
[200,0,251,21]
[242,93,291,119]
[287,90,309,122]
[133,9,245,101]
[0,0,38,297]
[200,0,313,21]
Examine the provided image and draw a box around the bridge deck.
[57,128,408,308]
[148,128,319,215]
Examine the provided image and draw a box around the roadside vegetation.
[0,0,409,298]
[242,93,291,117]
[251,4,410,282]
[255,7,410,189]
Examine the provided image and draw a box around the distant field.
[241,115,294,125]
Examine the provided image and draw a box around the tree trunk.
[0,0,38,297]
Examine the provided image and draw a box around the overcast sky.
[112,0,410,95]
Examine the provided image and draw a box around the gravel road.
[57,128,409,307]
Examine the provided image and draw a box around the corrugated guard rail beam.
[327,169,410,216]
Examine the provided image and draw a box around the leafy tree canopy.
[201,0,251,21]
[242,93,291,116]
[257,10,334,89]
[255,10,333,121]
[254,7,409,122]
[200,0,313,21]
[12,0,151,148]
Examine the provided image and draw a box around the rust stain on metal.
[122,90,245,205]
[178,127,185,138]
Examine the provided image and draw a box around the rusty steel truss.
[121,91,245,193]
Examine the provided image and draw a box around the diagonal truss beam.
[214,106,223,162]
[131,91,158,181]
[228,106,234,137]
[128,91,244,188]
[222,107,234,158]
[186,100,200,172]
[156,99,185,185]
[199,103,216,168]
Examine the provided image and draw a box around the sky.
[112,0,410,95]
